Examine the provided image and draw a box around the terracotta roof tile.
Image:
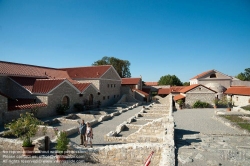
[0,61,72,80]
[8,103,47,111]
[224,87,250,96]
[179,84,217,93]
[144,82,158,86]
[133,89,149,96]
[8,98,47,111]
[61,65,112,79]
[170,86,186,93]
[190,70,214,80]
[73,83,91,92]
[32,79,65,94]
[10,76,37,92]
[158,88,171,95]
[174,94,185,101]
[121,78,141,85]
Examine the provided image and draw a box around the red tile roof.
[73,83,91,92]
[224,87,250,96]
[179,84,217,93]
[61,65,112,79]
[190,70,214,80]
[10,76,37,92]
[170,86,186,93]
[133,89,149,96]
[158,88,171,95]
[174,94,185,101]
[0,61,72,80]
[32,79,65,94]
[8,98,47,111]
[144,82,158,86]
[121,78,141,85]
[8,103,47,111]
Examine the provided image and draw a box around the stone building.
[174,84,217,108]
[121,77,150,102]
[61,65,121,106]
[224,86,250,107]
[190,69,250,90]
[0,61,122,124]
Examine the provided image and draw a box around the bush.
[74,103,84,112]
[193,100,210,108]
[56,131,69,154]
[56,104,69,115]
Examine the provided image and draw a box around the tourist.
[78,119,86,146]
[85,122,93,148]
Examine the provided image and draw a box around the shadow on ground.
[174,129,201,166]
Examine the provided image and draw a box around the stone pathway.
[174,108,250,166]
[69,105,144,147]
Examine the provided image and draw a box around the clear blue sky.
[0,0,249,82]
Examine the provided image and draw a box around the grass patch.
[220,115,250,132]
[238,123,250,131]
[241,105,250,111]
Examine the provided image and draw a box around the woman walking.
[85,122,93,148]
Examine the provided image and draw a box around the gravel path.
[174,108,250,166]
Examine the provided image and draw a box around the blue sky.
[0,0,249,82]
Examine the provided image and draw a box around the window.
[249,98,250,103]
[114,84,116,88]
[210,74,216,78]
[107,96,109,99]
[236,97,238,101]
[103,96,105,100]
[114,95,116,98]
[107,84,109,88]
[62,96,70,106]
[199,87,202,91]
[79,94,83,97]
[111,84,113,88]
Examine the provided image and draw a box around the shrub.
[56,131,69,154]
[193,100,210,108]
[3,112,46,147]
[56,104,69,115]
[74,103,84,112]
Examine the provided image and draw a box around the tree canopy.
[92,56,131,78]
[158,75,183,86]
[235,68,250,81]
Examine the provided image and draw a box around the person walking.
[78,119,86,146]
[85,122,93,148]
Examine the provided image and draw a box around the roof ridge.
[0,60,60,70]
[61,65,112,70]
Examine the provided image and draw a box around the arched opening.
[89,94,93,105]
[62,96,70,107]
[210,74,216,78]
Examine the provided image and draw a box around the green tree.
[158,75,183,86]
[183,82,190,86]
[92,56,131,78]
[235,68,250,81]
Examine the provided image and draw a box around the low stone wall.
[69,143,162,166]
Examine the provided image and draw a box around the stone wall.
[0,94,7,124]
[6,77,35,99]
[185,93,215,108]
[231,95,250,107]
[79,143,162,166]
